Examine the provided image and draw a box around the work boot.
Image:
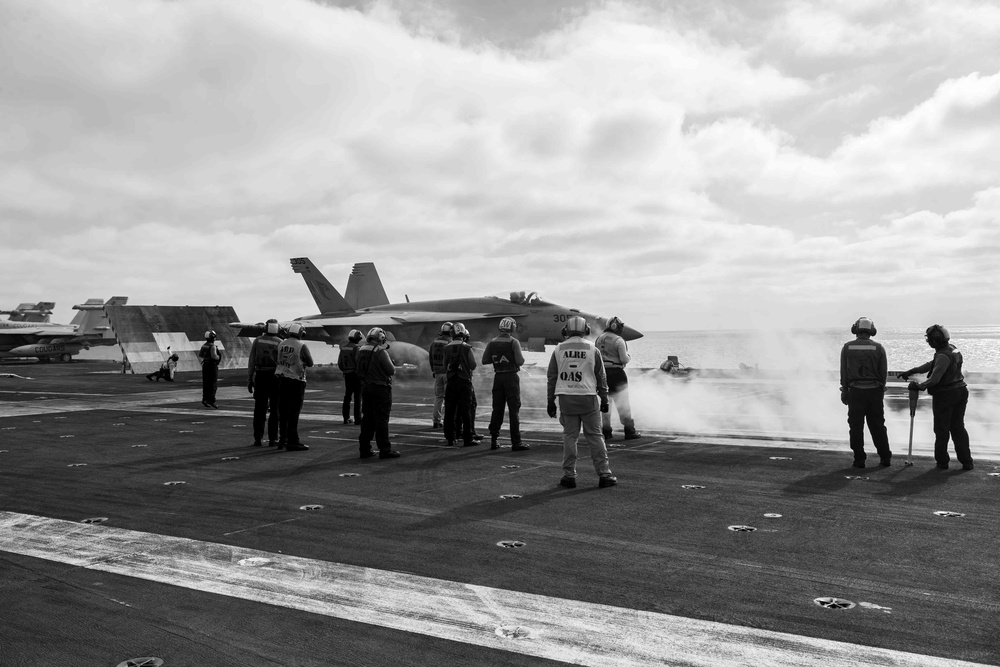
[511,443,530,451]
[602,428,613,441]
[598,475,618,488]
[623,429,641,441]
[558,476,577,488]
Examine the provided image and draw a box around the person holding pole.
[900,324,973,470]
[839,317,892,468]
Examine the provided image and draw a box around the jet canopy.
[496,291,552,306]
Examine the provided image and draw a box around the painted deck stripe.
[0,511,985,667]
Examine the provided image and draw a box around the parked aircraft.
[0,297,127,362]
[230,258,642,366]
[1,302,55,322]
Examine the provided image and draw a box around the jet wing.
[230,312,521,338]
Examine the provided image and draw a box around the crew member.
[428,322,453,429]
[356,327,401,459]
[274,323,313,451]
[900,325,974,470]
[248,319,281,447]
[482,317,529,451]
[338,329,364,425]
[442,322,477,447]
[595,316,640,440]
[839,317,891,468]
[198,330,223,408]
[547,315,617,488]
[146,353,179,382]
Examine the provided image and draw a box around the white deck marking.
[0,511,985,667]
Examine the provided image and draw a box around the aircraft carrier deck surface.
[1,361,997,666]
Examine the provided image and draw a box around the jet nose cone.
[622,324,643,341]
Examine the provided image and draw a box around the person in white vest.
[274,323,314,451]
[546,316,617,489]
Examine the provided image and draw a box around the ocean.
[76,326,1000,373]
[519,326,1000,373]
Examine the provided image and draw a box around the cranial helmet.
[367,327,387,345]
[265,321,280,335]
[851,317,876,336]
[925,324,950,348]
[440,322,454,335]
[348,329,363,343]
[606,316,625,335]
[562,316,590,338]
[286,323,304,338]
[205,330,217,340]
[452,322,470,340]
[499,317,517,333]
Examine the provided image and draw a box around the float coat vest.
[488,336,518,373]
[554,338,599,396]
[276,338,307,382]
[929,345,966,395]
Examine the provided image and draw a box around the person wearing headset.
[198,330,223,408]
[900,324,973,470]
[428,322,454,429]
[274,322,314,451]
[546,316,617,488]
[596,316,640,441]
[482,317,529,451]
[338,329,364,425]
[356,327,401,459]
[248,319,282,447]
[442,322,478,447]
[839,317,891,468]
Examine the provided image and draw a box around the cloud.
[751,70,1000,201]
[2,0,1000,332]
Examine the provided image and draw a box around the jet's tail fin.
[72,296,127,338]
[2,302,54,322]
[290,258,354,315]
[345,262,389,309]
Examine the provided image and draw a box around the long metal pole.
[905,388,918,466]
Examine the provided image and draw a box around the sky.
[2,0,1000,333]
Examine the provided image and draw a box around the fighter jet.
[0,297,126,362]
[230,258,642,366]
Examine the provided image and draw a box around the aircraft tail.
[345,262,389,309]
[72,296,127,338]
[2,302,54,322]
[290,258,354,315]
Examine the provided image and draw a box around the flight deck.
[0,361,997,666]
